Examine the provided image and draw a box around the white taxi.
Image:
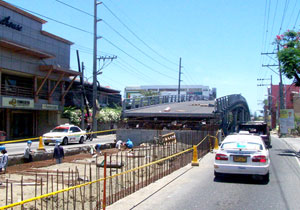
[42,124,86,145]
[214,134,270,181]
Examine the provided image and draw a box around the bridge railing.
[216,94,247,112]
[122,94,210,111]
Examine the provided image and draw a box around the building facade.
[269,84,300,128]
[125,85,217,100]
[0,1,80,138]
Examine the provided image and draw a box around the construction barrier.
[0,131,218,210]
[0,129,117,145]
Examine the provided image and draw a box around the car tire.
[63,137,68,145]
[44,142,49,146]
[263,173,269,182]
[79,136,84,144]
[214,171,222,178]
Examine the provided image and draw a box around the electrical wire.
[278,0,290,35]
[102,37,177,80]
[102,20,177,73]
[102,2,178,66]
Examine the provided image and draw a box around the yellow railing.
[0,132,217,210]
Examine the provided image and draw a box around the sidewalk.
[273,134,300,154]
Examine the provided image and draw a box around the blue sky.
[4,0,300,114]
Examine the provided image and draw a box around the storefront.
[0,1,79,139]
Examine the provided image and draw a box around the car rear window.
[52,127,68,132]
[222,142,263,150]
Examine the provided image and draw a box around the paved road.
[2,134,116,155]
[109,136,300,210]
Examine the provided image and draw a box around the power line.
[102,37,177,80]
[102,20,177,73]
[11,3,93,35]
[278,0,290,35]
[102,2,178,66]
[294,8,300,29]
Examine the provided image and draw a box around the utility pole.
[178,57,182,102]
[277,44,285,110]
[92,0,102,134]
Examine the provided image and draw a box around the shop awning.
[0,39,54,59]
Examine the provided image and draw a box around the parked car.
[214,134,270,181]
[238,121,271,148]
[42,124,86,145]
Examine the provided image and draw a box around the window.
[71,127,81,132]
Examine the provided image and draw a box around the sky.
[4,0,300,114]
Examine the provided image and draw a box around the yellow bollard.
[37,136,46,151]
[191,145,199,166]
[214,137,219,150]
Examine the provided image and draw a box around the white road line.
[295,156,300,168]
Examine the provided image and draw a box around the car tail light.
[252,155,267,163]
[215,153,228,161]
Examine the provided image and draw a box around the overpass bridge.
[122,94,250,133]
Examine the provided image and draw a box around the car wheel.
[263,173,269,182]
[44,142,49,146]
[63,137,68,145]
[214,171,222,178]
[79,136,84,144]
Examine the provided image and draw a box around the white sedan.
[214,134,270,181]
[42,124,86,145]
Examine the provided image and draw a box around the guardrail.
[0,130,220,209]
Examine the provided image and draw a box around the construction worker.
[53,140,64,164]
[24,140,33,163]
[125,139,133,149]
[0,146,8,173]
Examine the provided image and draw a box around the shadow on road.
[214,174,269,185]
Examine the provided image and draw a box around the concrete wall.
[116,129,214,145]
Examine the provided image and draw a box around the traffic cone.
[37,136,46,151]
[214,137,219,150]
[191,145,199,166]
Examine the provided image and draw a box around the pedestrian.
[0,146,8,173]
[53,140,64,164]
[125,138,133,149]
[24,140,33,163]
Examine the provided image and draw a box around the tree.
[276,30,300,86]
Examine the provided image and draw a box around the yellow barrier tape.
[1,129,116,145]
[0,133,214,210]
[1,137,39,144]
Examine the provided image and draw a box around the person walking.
[24,140,33,163]
[53,140,64,164]
[0,146,8,173]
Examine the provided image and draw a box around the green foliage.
[96,107,122,123]
[62,106,81,125]
[276,30,300,86]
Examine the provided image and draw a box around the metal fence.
[0,130,217,210]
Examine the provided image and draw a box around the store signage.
[0,16,22,31]
[2,97,34,108]
[42,104,58,110]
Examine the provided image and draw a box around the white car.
[214,134,270,181]
[42,124,86,145]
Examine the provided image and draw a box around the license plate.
[233,156,247,162]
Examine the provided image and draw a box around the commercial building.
[269,84,300,128]
[125,85,217,100]
[0,1,80,138]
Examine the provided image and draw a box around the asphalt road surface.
[2,134,116,155]
[123,136,300,210]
